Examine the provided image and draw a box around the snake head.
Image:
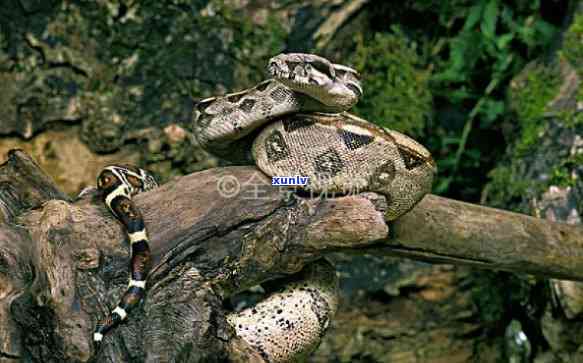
[267,53,362,111]
[268,53,335,80]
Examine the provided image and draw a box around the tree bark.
[1,149,582,362]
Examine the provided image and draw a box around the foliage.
[507,61,561,156]
[482,165,536,212]
[548,153,583,188]
[427,0,558,197]
[349,30,432,137]
[360,0,559,200]
[561,10,583,78]
[470,271,549,354]
[481,6,581,210]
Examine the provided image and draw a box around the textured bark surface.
[387,194,583,281]
[0,151,389,362]
[0,150,70,223]
[1,149,582,362]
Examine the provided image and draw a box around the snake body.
[194,53,436,220]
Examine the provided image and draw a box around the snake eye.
[310,60,333,78]
[349,69,361,80]
[397,145,427,170]
[98,176,110,188]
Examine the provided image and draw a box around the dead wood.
[384,194,583,281]
[1,149,582,362]
[0,149,70,223]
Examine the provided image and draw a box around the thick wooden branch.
[2,150,583,361]
[112,166,583,283]
[383,195,583,281]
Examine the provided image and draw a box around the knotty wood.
[1,150,582,362]
[0,149,70,223]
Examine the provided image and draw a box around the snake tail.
[93,165,157,343]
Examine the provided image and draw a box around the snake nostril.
[346,83,362,97]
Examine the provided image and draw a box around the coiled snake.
[92,53,436,361]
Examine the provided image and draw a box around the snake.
[92,53,436,361]
[194,53,436,220]
[92,165,158,343]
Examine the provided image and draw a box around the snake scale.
[92,53,436,361]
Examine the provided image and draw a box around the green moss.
[548,166,574,188]
[485,35,582,208]
[470,272,544,327]
[561,11,583,77]
[559,108,583,128]
[484,165,534,211]
[349,31,432,137]
[549,153,583,188]
[507,61,561,156]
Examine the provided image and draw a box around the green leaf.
[479,99,505,125]
[500,6,515,28]
[534,20,558,44]
[463,3,484,31]
[496,33,514,49]
[435,177,452,194]
[466,148,482,157]
[448,88,475,103]
[442,136,461,146]
[481,0,499,39]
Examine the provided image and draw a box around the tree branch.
[383,195,583,280]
